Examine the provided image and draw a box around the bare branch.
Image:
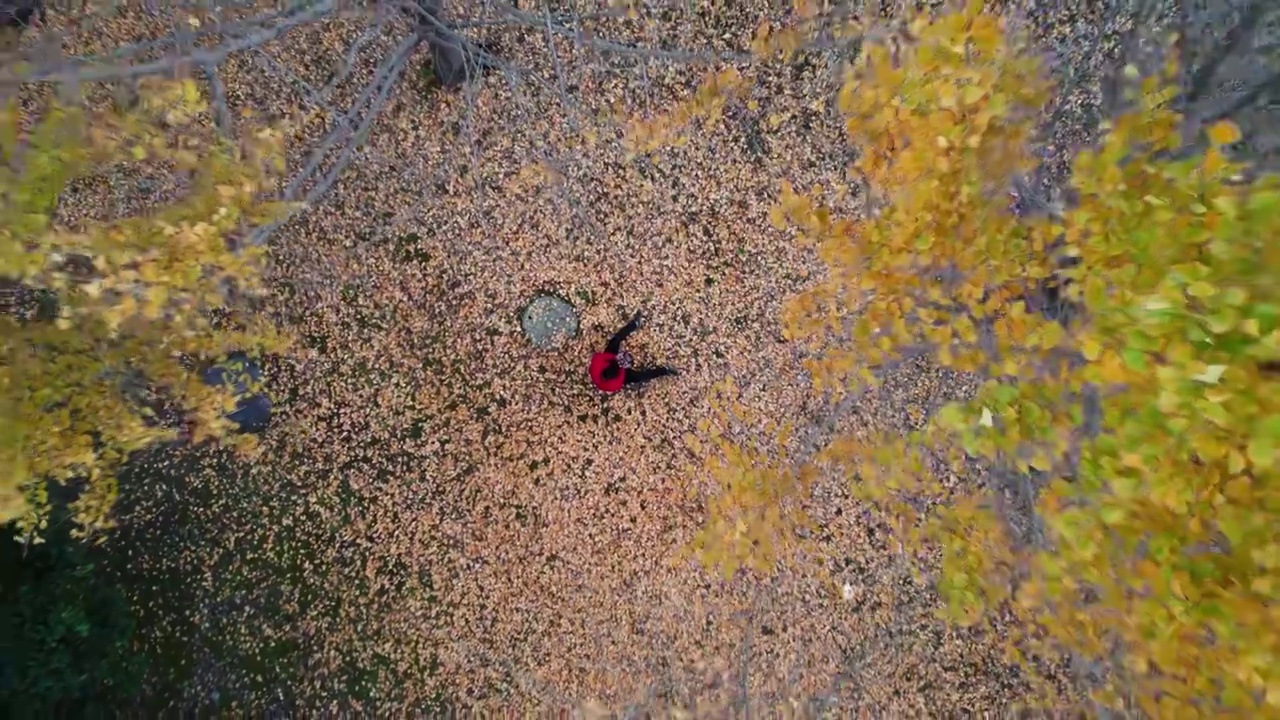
[169,10,234,139]
[543,6,579,131]
[317,13,391,105]
[202,62,233,136]
[246,32,418,248]
[1204,70,1280,122]
[1,0,342,87]
[493,2,752,64]
[402,0,490,87]
[251,46,330,114]
[1184,1,1269,106]
[51,2,312,65]
[449,7,628,31]
[280,38,410,202]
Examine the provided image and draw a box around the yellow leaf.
[1081,337,1103,361]
[1187,281,1216,298]
[769,206,787,230]
[1267,680,1280,708]
[1248,437,1276,470]
[181,79,200,105]
[1206,120,1242,146]
[1227,449,1247,474]
[1039,322,1066,350]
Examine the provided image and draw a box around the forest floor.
[30,0,1143,713]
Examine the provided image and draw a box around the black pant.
[606,318,672,387]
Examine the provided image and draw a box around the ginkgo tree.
[684,1,1279,716]
[1,79,291,542]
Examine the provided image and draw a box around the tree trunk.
[404,0,487,88]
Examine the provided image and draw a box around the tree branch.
[46,2,309,65]
[279,36,413,203]
[401,0,491,87]
[169,11,234,140]
[317,13,391,105]
[0,0,341,87]
[1184,1,1268,106]
[1203,70,1280,123]
[245,32,418,248]
[202,62,233,136]
[493,2,752,64]
[543,6,579,131]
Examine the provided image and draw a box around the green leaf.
[1121,348,1148,371]
[1248,418,1280,470]
[1100,505,1125,525]
[935,402,966,429]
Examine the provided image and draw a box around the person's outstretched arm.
[604,312,643,354]
[623,366,676,386]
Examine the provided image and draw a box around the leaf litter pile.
[33,0,1110,712]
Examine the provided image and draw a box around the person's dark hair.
[1,0,44,29]
[601,362,621,380]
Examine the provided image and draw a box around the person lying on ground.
[589,311,677,394]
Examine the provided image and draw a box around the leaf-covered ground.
[29,0,1142,712]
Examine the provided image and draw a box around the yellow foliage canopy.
[685,2,1280,716]
[1,79,291,540]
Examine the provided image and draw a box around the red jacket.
[589,352,625,393]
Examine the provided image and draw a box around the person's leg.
[623,366,676,387]
[605,312,643,354]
